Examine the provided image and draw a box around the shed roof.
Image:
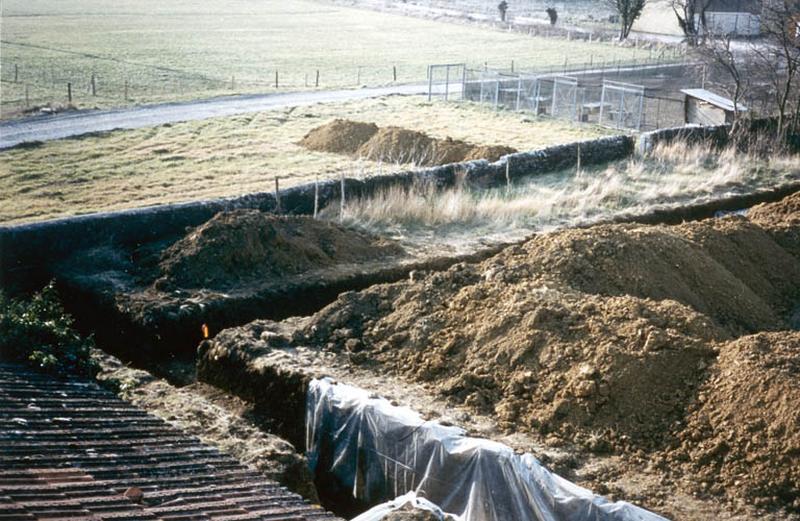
[681,89,748,112]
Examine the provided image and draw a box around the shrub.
[0,281,99,378]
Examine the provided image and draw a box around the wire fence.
[430,54,699,132]
[0,57,410,117]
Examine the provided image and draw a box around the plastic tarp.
[352,491,456,521]
[306,378,669,521]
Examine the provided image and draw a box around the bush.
[0,281,99,378]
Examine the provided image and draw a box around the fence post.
[91,74,96,96]
[124,80,128,101]
[313,176,319,219]
[315,69,320,87]
[393,65,397,82]
[428,67,433,102]
[14,64,18,83]
[274,177,282,213]
[505,160,511,190]
[357,66,361,85]
[511,59,514,73]
[25,84,29,108]
[275,71,279,89]
[231,75,235,90]
[67,82,72,103]
[444,65,450,101]
[576,143,581,172]
[339,173,345,223]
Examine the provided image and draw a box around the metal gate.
[427,63,466,101]
[599,80,646,130]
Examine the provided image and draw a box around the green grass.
[0,0,652,116]
[0,95,614,224]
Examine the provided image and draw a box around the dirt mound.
[748,190,800,227]
[665,332,800,512]
[300,119,517,166]
[491,218,800,335]
[302,276,722,451]
[296,217,799,455]
[463,144,517,162]
[299,119,379,154]
[356,126,439,165]
[748,191,800,262]
[157,210,403,289]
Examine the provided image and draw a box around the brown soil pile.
[748,190,800,261]
[303,279,722,451]
[665,332,800,511]
[489,218,800,335]
[300,119,516,166]
[463,144,517,162]
[748,190,800,226]
[299,119,379,154]
[157,210,403,289]
[292,214,800,512]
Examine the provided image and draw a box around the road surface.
[0,83,434,150]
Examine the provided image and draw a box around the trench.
[3,126,798,518]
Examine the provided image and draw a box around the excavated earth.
[53,211,415,369]
[299,119,516,166]
[199,191,800,521]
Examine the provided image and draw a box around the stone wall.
[0,134,634,290]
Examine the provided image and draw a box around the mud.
[299,119,517,166]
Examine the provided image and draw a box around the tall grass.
[327,141,800,235]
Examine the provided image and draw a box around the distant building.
[696,0,762,36]
[682,89,748,125]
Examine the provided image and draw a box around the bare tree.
[751,0,800,137]
[698,32,750,133]
[605,0,647,41]
[671,0,711,45]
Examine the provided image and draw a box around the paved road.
[0,83,434,149]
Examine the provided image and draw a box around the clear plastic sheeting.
[351,491,457,521]
[306,378,669,521]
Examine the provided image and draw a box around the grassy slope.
[0,96,613,224]
[0,0,649,114]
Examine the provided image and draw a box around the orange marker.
[201,323,209,339]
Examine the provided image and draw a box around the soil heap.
[299,119,379,154]
[289,206,800,512]
[667,332,800,511]
[299,119,517,166]
[157,210,403,289]
[748,190,800,261]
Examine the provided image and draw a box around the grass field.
[0,95,614,224]
[0,0,650,116]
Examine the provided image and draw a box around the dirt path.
[0,83,434,149]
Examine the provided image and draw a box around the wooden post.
[313,176,319,219]
[393,65,397,82]
[339,173,345,223]
[231,75,235,90]
[25,84,29,108]
[505,160,511,190]
[315,69,320,87]
[576,143,581,173]
[14,64,18,83]
[67,82,72,103]
[274,177,282,213]
[275,71,279,89]
[91,74,96,96]
[124,80,128,101]
[357,66,361,85]
[305,73,308,87]
[511,59,514,73]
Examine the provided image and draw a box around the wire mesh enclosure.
[435,60,695,131]
[599,80,646,131]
